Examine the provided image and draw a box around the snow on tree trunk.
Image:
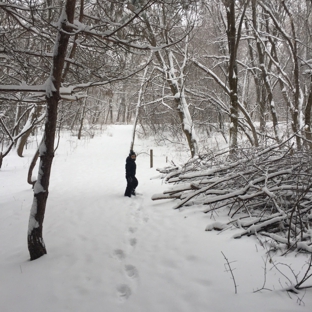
[174,87,199,158]
[138,6,199,158]
[158,50,199,158]
[28,0,76,260]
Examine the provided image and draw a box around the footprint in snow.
[129,226,137,233]
[129,238,137,247]
[113,249,126,260]
[125,264,139,279]
[116,284,132,300]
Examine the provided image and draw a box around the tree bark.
[304,75,312,148]
[28,0,76,260]
[225,0,239,151]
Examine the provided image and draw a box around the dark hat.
[129,150,136,156]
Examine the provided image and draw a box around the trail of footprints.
[115,198,147,301]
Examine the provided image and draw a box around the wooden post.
[150,149,153,168]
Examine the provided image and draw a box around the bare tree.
[135,1,200,157]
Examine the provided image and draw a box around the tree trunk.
[223,0,250,151]
[27,148,40,186]
[156,50,199,158]
[257,43,280,144]
[78,97,87,140]
[28,94,59,259]
[226,0,239,151]
[116,96,126,123]
[283,2,302,150]
[105,100,113,124]
[304,75,312,148]
[249,1,267,136]
[130,54,152,151]
[13,103,22,138]
[16,105,42,157]
[28,0,76,260]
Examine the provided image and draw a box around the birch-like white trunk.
[130,54,152,151]
[156,49,199,157]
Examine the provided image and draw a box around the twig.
[295,255,312,290]
[253,254,273,293]
[221,251,238,294]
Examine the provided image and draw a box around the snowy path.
[1,125,311,312]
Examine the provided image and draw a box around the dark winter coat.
[125,156,136,179]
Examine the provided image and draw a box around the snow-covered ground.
[1,125,311,312]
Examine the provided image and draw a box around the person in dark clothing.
[124,150,138,197]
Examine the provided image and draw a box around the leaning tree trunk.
[130,54,152,151]
[28,0,76,260]
[155,50,199,158]
[16,105,43,157]
[139,10,199,158]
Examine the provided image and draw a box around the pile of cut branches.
[152,143,312,254]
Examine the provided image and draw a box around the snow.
[43,77,56,98]
[28,198,39,235]
[1,125,311,312]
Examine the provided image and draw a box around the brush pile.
[152,143,312,254]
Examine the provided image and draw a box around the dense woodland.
[1,0,312,266]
